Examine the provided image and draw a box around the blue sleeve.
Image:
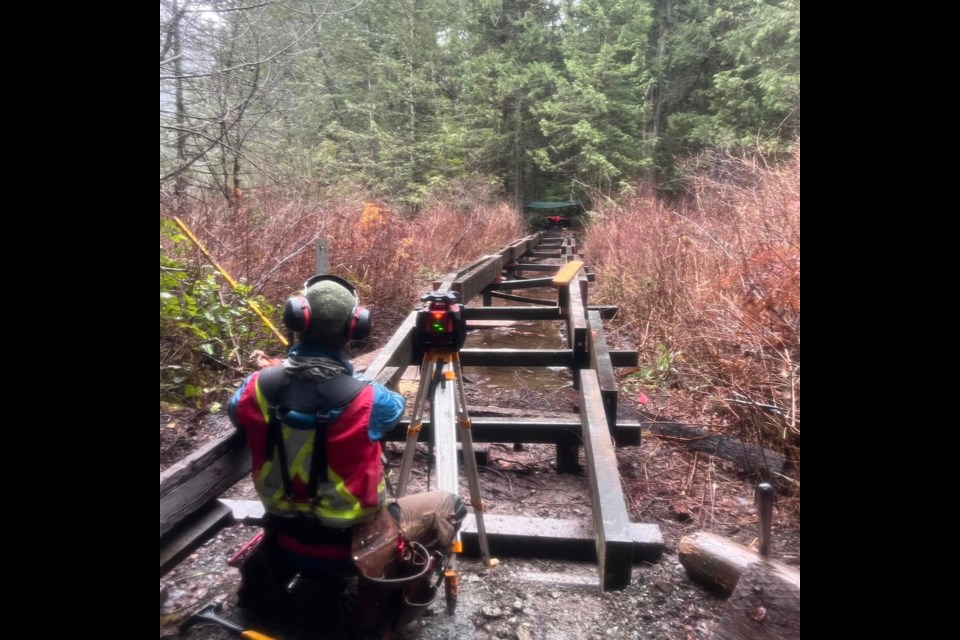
[367,384,406,441]
[227,374,255,431]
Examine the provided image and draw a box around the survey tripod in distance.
[393,291,493,614]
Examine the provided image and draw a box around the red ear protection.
[283,275,372,341]
[282,295,312,333]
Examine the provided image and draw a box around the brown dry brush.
[162,185,525,360]
[585,145,800,475]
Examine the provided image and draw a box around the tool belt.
[351,506,401,579]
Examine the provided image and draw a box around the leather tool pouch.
[351,507,401,579]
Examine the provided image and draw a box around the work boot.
[236,539,297,615]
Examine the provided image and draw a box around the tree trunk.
[172,0,187,208]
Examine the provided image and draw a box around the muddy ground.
[161,328,800,640]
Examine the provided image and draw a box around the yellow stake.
[172,216,289,347]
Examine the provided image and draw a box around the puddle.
[464,290,569,393]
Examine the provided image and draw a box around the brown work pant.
[352,490,466,579]
[390,490,466,551]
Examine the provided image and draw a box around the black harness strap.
[268,406,295,498]
[306,373,366,501]
[257,364,366,503]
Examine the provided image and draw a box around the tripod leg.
[451,354,492,567]
[395,358,434,497]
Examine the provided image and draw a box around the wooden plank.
[364,311,418,382]
[493,277,557,290]
[453,255,504,304]
[511,263,563,272]
[212,502,664,566]
[530,251,561,258]
[567,275,588,390]
[161,429,243,499]
[487,291,558,305]
[587,311,618,433]
[588,305,620,319]
[460,514,662,563]
[386,417,643,443]
[372,365,404,389]
[160,500,233,576]
[610,349,638,367]
[459,348,572,367]
[160,430,250,538]
[552,260,584,287]
[498,237,535,267]
[580,371,634,591]
[588,311,640,446]
[463,306,560,320]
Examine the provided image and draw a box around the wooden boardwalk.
[160,230,663,590]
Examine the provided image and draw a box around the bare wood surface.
[493,277,557,290]
[553,260,584,287]
[160,430,243,498]
[678,531,799,597]
[160,500,233,576]
[364,311,418,382]
[160,430,250,537]
[716,559,801,640]
[678,531,760,596]
[486,291,558,305]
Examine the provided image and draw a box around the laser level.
[395,289,493,615]
[415,291,466,353]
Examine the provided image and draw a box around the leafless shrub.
[164,179,524,348]
[586,144,800,470]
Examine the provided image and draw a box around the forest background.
[160,0,799,466]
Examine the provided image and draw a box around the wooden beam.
[160,430,250,538]
[610,349,638,367]
[364,311,418,382]
[160,500,233,576]
[459,348,571,367]
[213,501,664,567]
[588,305,620,319]
[552,260,584,287]
[580,371,634,591]
[386,417,645,443]
[463,306,561,320]
[486,291,558,305]
[372,365,404,389]
[499,233,538,262]
[492,277,556,290]
[587,311,620,438]
[460,514,662,563]
[586,311,640,446]
[566,274,588,389]
[452,255,505,304]
[511,263,563,272]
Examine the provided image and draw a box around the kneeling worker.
[228,274,466,629]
